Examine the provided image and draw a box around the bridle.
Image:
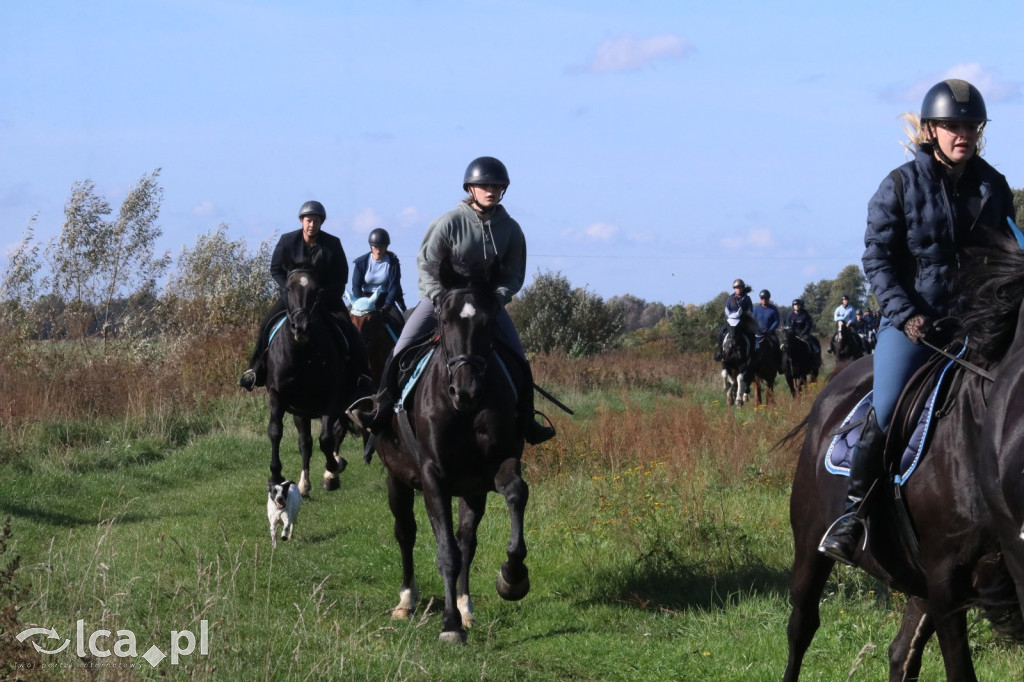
[286,269,322,332]
[437,287,491,382]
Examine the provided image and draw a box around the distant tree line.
[5,174,1020,357]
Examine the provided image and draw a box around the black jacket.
[270,229,348,306]
[864,145,1014,330]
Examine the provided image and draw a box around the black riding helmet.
[921,79,988,122]
[792,298,804,307]
[759,289,771,300]
[463,156,510,191]
[368,228,390,248]
[298,200,327,222]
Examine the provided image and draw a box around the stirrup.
[238,368,256,391]
[525,411,556,445]
[817,512,868,567]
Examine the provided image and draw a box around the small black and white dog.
[266,480,301,548]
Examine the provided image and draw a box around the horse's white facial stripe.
[460,302,476,319]
[299,275,309,287]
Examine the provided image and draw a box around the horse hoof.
[496,563,530,601]
[322,472,340,491]
[391,608,414,620]
[439,630,467,644]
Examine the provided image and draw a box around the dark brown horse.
[974,239,1024,636]
[784,242,1024,680]
[827,320,866,368]
[780,326,821,397]
[265,268,362,495]
[750,332,781,406]
[372,261,531,643]
[349,287,399,385]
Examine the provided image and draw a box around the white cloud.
[885,64,1021,104]
[720,227,773,250]
[582,34,693,73]
[352,208,383,234]
[397,206,419,228]
[585,222,618,240]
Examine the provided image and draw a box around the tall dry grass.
[530,338,816,487]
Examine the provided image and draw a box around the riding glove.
[903,314,932,345]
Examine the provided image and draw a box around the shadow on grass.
[585,556,792,614]
[0,501,148,528]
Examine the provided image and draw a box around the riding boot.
[346,354,397,435]
[818,408,886,565]
[513,357,556,445]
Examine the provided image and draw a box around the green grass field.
[3,363,1024,680]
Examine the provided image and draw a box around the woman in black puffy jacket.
[819,79,1016,565]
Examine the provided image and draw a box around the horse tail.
[773,413,810,453]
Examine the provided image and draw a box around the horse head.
[433,259,502,412]
[285,268,322,344]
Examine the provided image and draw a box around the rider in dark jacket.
[787,299,821,357]
[819,79,1016,565]
[239,201,368,391]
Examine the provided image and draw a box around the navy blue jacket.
[351,251,407,311]
[864,144,1014,331]
[270,229,348,306]
[752,302,780,333]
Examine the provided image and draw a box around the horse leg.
[888,596,934,682]
[319,414,341,491]
[268,396,285,484]
[494,458,531,602]
[294,414,313,497]
[783,545,834,681]
[455,494,487,628]
[387,472,419,620]
[721,369,733,405]
[928,578,978,682]
[420,464,465,643]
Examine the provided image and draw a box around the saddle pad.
[267,315,287,345]
[395,349,518,410]
[268,312,349,351]
[824,391,873,476]
[398,348,435,409]
[894,356,958,486]
[824,356,959,485]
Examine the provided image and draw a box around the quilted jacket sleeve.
[863,170,916,330]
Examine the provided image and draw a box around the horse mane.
[424,256,502,297]
[736,311,759,336]
[958,231,1024,363]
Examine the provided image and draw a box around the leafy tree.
[1014,187,1024,227]
[0,217,41,340]
[668,293,727,353]
[45,170,170,340]
[608,294,667,332]
[165,224,277,333]
[507,270,622,357]
[802,264,868,333]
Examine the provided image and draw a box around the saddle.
[824,342,966,483]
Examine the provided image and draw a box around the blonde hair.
[899,112,986,157]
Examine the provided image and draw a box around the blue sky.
[2,0,1022,307]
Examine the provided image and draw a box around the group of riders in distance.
[232,78,1024,673]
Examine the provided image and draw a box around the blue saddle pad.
[396,349,518,411]
[824,356,959,486]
